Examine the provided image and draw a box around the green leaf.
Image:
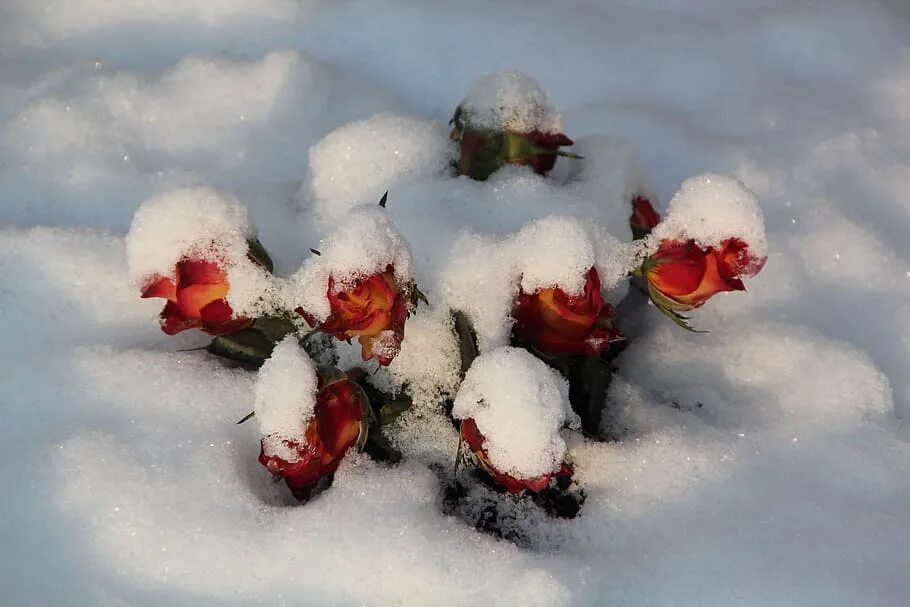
[236,411,255,425]
[646,283,707,333]
[452,311,478,377]
[252,315,297,342]
[379,395,413,426]
[207,326,281,367]
[246,238,274,273]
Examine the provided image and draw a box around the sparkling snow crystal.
[452,347,576,479]
[254,336,319,462]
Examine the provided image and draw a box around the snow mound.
[458,70,562,133]
[284,206,413,321]
[302,113,453,223]
[653,173,767,259]
[254,337,319,462]
[452,347,574,479]
[9,0,299,44]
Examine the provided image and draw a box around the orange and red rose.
[513,267,621,357]
[299,266,409,366]
[259,369,367,500]
[141,258,251,336]
[630,195,661,239]
[460,418,571,494]
[644,238,766,311]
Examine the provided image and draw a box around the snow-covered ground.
[2,1,910,605]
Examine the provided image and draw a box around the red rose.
[460,418,571,494]
[259,370,367,500]
[299,266,409,366]
[141,259,251,336]
[644,238,765,311]
[513,267,621,357]
[630,195,661,239]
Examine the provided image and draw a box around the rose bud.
[259,368,368,500]
[460,418,571,494]
[451,112,575,180]
[449,72,578,181]
[299,265,409,366]
[643,237,766,312]
[630,195,661,239]
[513,267,622,357]
[141,258,252,336]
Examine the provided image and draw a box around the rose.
[460,418,571,494]
[450,106,575,180]
[643,237,766,311]
[630,195,661,239]
[141,259,252,336]
[298,266,409,366]
[513,267,621,357]
[259,369,368,500]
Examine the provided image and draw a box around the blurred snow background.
[1,0,909,605]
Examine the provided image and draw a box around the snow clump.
[452,347,577,479]
[458,71,563,133]
[652,173,767,259]
[254,336,319,463]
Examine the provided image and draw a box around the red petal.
[141,276,177,302]
[316,381,365,457]
[160,301,201,335]
[178,260,228,286]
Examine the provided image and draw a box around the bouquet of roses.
[127,71,766,527]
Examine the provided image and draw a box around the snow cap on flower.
[458,70,563,134]
[284,205,413,322]
[651,174,767,261]
[452,347,577,480]
[440,215,637,351]
[126,186,275,317]
[254,336,320,463]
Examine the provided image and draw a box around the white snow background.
[2,1,910,605]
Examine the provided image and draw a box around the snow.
[457,70,563,133]
[452,347,574,479]
[302,113,453,224]
[254,337,319,462]
[652,173,768,259]
[3,1,910,605]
